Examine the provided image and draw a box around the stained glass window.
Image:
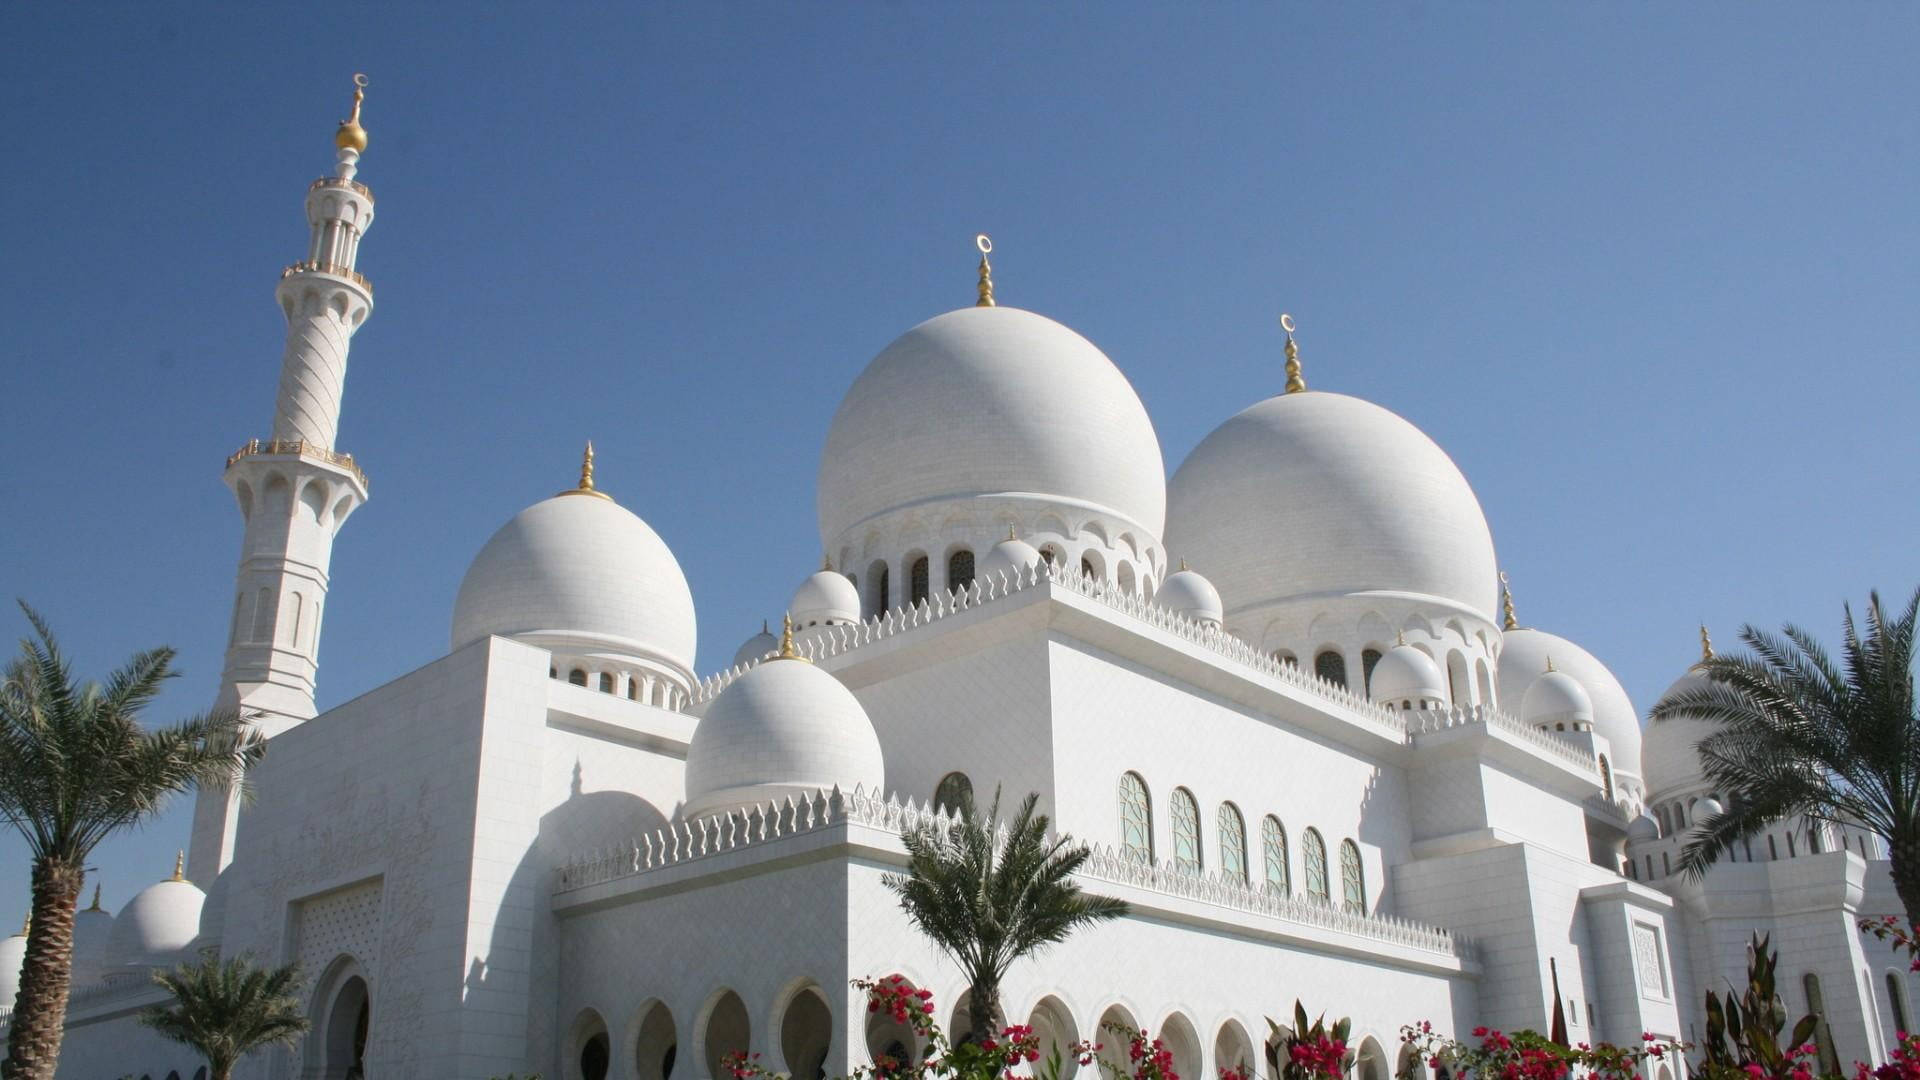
[1340,838,1365,912]
[1262,816,1289,894]
[1218,803,1247,884]
[1303,828,1329,902]
[1171,788,1201,874]
[1119,772,1153,862]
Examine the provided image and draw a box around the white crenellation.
[553,784,1473,961]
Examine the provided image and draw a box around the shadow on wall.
[462,766,674,1079]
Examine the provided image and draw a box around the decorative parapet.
[309,175,373,201]
[553,786,1474,963]
[226,438,369,489]
[281,258,373,294]
[1404,703,1600,774]
[694,562,1402,733]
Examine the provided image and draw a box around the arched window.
[947,550,975,592]
[933,772,973,815]
[1889,971,1910,1036]
[1599,756,1614,802]
[568,668,587,687]
[1804,975,1839,1074]
[1302,828,1330,902]
[1274,651,1298,668]
[628,679,640,701]
[1361,649,1383,694]
[1447,651,1470,706]
[1039,545,1060,565]
[1314,650,1347,689]
[1118,772,1153,861]
[598,672,614,693]
[909,556,930,605]
[1261,816,1290,894]
[1171,788,1202,874]
[1080,556,1095,579]
[1339,839,1365,912]
[867,561,890,617]
[1218,803,1247,884]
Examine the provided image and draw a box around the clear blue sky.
[1,5,1915,927]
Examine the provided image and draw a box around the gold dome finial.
[776,613,812,664]
[560,441,612,500]
[1396,629,1406,646]
[1700,624,1714,662]
[86,884,102,912]
[1179,557,1189,572]
[335,73,369,152]
[1280,314,1306,394]
[1545,655,1556,673]
[1006,524,1018,542]
[822,552,833,572]
[170,850,186,883]
[975,234,995,307]
[1500,572,1520,631]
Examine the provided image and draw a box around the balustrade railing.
[309,175,373,200]
[226,438,369,488]
[281,259,372,293]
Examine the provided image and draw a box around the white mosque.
[10,83,1913,1080]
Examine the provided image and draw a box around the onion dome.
[451,445,697,689]
[103,853,205,972]
[1499,627,1641,778]
[976,528,1042,584]
[685,617,884,819]
[817,305,1167,546]
[1644,628,1723,796]
[1156,562,1224,627]
[1368,642,1448,708]
[1627,813,1661,844]
[0,917,25,1013]
[1522,663,1595,730]
[791,561,861,628]
[731,621,779,668]
[1166,391,1499,625]
[70,886,115,989]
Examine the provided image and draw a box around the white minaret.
[189,77,377,884]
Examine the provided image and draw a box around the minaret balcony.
[226,438,369,491]
[280,259,373,297]
[309,175,373,202]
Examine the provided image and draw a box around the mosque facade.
[8,86,1912,1080]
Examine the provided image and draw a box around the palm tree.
[1649,588,1920,921]
[883,787,1128,1043]
[0,604,266,1080]
[141,950,309,1080]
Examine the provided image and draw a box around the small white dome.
[0,927,24,1013]
[451,490,698,680]
[1369,643,1448,706]
[1643,669,1720,797]
[1499,628,1641,777]
[1627,812,1660,843]
[731,623,779,668]
[104,875,205,971]
[976,533,1042,585]
[685,652,884,819]
[1522,667,1595,730]
[71,890,115,989]
[1156,566,1224,627]
[1166,392,1499,625]
[791,569,860,628]
[1694,795,1725,822]
[818,306,1167,545]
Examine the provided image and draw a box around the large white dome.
[451,490,697,678]
[0,926,23,1013]
[1499,627,1642,779]
[684,651,884,819]
[1642,669,1721,797]
[71,889,115,989]
[1166,392,1499,624]
[818,306,1166,545]
[103,876,204,972]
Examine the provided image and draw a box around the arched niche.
[629,999,677,1080]
[570,1007,611,1080]
[776,983,833,1080]
[1354,1035,1389,1080]
[1214,1019,1256,1078]
[305,954,371,1080]
[1158,1012,1201,1080]
[1024,995,1081,1079]
[698,989,752,1080]
[1094,1004,1140,1077]
[864,976,927,1070]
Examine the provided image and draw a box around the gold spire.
[821,553,833,572]
[776,613,812,663]
[170,850,186,883]
[15,913,26,936]
[975,234,995,307]
[1006,524,1018,542]
[1281,314,1306,394]
[335,73,369,152]
[1545,655,1556,673]
[1179,558,1190,572]
[86,884,102,912]
[1396,630,1406,646]
[1700,624,1714,662]
[560,441,612,500]
[1500,572,1519,631]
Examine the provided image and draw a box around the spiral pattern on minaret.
[270,305,352,447]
